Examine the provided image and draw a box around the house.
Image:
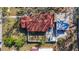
[20,12,55,43]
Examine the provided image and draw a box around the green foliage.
[2,7,8,16]
[14,39,24,50]
[39,36,45,46]
[57,38,65,46]
[4,37,15,48]
[56,38,66,51]
[3,37,25,50]
[16,8,25,16]
[16,7,56,16]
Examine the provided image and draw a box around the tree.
[14,39,24,50]
[57,38,65,51]
[57,38,65,45]
[16,7,25,16]
[2,7,8,16]
[3,37,15,48]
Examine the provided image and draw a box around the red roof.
[20,13,54,32]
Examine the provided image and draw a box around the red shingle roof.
[20,13,54,32]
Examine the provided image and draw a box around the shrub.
[14,39,24,50]
[57,38,65,46]
[4,37,15,48]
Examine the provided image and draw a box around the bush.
[39,36,45,46]
[2,7,8,16]
[4,37,15,48]
[14,39,24,50]
[57,38,65,46]
[3,37,25,50]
